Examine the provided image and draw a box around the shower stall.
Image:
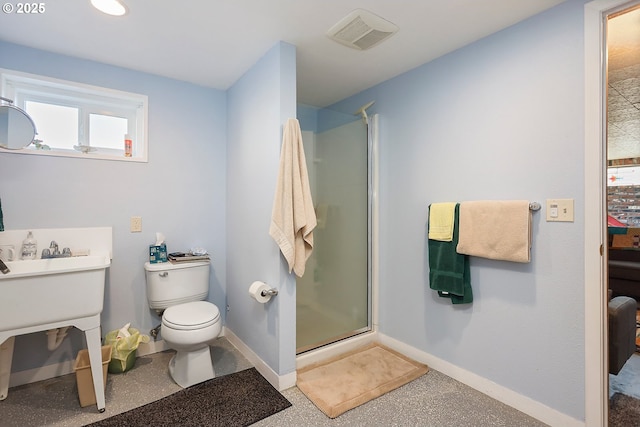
[296,105,376,354]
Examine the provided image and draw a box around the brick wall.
[608,184,640,226]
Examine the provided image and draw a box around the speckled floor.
[260,370,548,427]
[0,337,253,427]
[1,337,547,427]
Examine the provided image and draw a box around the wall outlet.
[130,216,142,232]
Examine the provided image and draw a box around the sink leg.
[84,327,106,412]
[0,336,15,400]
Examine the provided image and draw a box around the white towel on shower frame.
[269,118,317,277]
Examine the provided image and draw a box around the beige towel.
[456,200,532,263]
[269,118,317,277]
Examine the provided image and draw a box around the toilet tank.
[144,261,210,310]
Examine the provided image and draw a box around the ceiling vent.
[327,9,398,50]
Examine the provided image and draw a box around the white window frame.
[0,68,148,162]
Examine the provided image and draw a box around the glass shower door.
[296,115,370,353]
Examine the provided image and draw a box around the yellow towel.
[456,200,532,263]
[428,202,457,242]
[269,118,317,277]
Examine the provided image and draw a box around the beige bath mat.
[296,342,429,418]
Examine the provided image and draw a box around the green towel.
[428,204,472,304]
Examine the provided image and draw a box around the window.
[0,69,148,162]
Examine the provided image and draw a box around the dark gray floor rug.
[85,368,291,427]
[610,392,640,427]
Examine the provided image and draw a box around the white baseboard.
[7,328,283,392]
[9,328,584,427]
[8,338,170,388]
[223,327,296,391]
[296,331,378,370]
[136,338,169,356]
[9,359,76,388]
[377,333,584,427]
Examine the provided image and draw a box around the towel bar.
[529,202,541,211]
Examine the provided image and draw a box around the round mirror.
[0,104,37,150]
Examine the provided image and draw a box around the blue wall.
[0,41,228,372]
[226,42,297,375]
[329,0,586,419]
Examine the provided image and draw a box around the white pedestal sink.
[0,227,111,412]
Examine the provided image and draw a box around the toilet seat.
[163,301,220,331]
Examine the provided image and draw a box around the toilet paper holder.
[249,281,279,303]
[261,288,278,297]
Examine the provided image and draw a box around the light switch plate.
[130,216,142,232]
[546,199,574,222]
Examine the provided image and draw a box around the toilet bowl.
[144,260,222,388]
[161,301,221,388]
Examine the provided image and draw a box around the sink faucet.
[41,241,71,259]
[0,258,9,274]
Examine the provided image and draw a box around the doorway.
[585,0,640,424]
[606,1,640,415]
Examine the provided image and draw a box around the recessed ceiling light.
[90,0,127,16]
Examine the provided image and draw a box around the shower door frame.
[295,114,378,354]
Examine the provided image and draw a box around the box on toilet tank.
[149,243,167,263]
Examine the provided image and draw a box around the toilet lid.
[163,301,220,331]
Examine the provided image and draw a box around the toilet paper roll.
[249,281,272,303]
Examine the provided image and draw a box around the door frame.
[584,0,639,425]
[295,114,378,354]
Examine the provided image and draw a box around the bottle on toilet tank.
[21,231,37,260]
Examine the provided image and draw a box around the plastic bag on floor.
[105,324,150,373]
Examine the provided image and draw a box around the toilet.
[144,260,221,388]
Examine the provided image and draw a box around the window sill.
[2,147,148,163]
